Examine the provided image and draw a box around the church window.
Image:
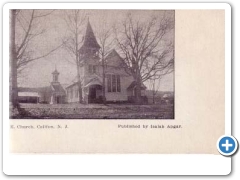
[75,86,78,98]
[117,75,121,92]
[106,74,121,93]
[70,88,73,99]
[107,74,112,92]
[67,90,70,99]
[112,75,116,92]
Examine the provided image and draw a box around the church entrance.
[51,95,64,104]
[88,85,103,103]
[56,96,61,104]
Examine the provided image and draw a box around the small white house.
[18,92,40,103]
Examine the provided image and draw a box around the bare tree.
[10,9,61,107]
[115,12,174,104]
[149,78,161,104]
[96,22,114,104]
[62,10,87,103]
[148,56,174,104]
[10,10,18,107]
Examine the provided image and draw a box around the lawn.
[10,103,174,119]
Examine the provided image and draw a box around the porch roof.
[127,81,147,90]
[18,92,40,97]
[84,78,102,87]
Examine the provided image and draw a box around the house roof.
[65,82,79,89]
[144,90,174,98]
[18,84,66,96]
[127,81,147,90]
[18,87,51,93]
[18,87,38,92]
[79,21,100,53]
[51,83,66,95]
[18,92,40,97]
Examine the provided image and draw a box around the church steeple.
[79,20,100,55]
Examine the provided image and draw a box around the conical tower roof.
[80,20,100,53]
[52,69,59,75]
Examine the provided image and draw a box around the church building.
[66,21,146,104]
[49,69,66,104]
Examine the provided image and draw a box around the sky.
[16,9,174,92]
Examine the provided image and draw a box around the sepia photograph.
[9,9,175,119]
[4,3,229,171]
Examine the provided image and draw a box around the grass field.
[10,103,174,119]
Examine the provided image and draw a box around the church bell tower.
[79,19,100,58]
[52,68,60,84]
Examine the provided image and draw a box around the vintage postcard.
[10,9,174,120]
[4,3,229,157]
[3,2,232,176]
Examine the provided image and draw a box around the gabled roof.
[105,49,120,59]
[51,83,66,95]
[79,21,100,52]
[65,82,79,89]
[127,81,147,90]
[105,49,123,61]
[104,49,126,68]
